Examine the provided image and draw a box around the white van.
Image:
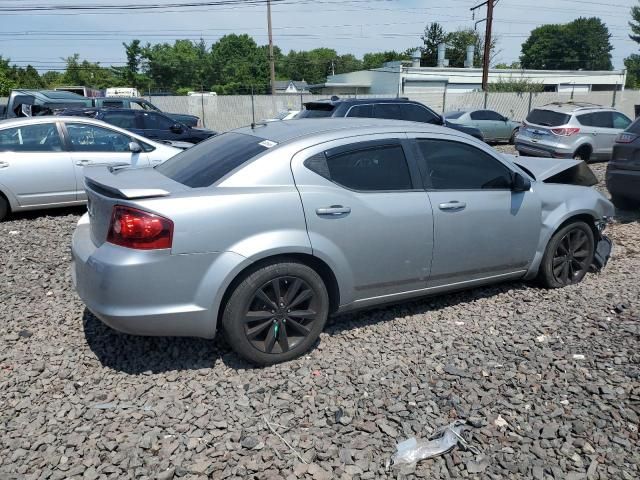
[106,87,140,98]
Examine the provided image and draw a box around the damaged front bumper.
[591,234,613,272]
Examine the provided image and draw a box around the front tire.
[0,196,8,221]
[222,261,329,365]
[509,128,519,145]
[538,221,595,288]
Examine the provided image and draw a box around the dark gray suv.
[297,97,484,141]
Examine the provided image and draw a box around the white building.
[310,62,627,96]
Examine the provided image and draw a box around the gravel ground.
[1,149,639,480]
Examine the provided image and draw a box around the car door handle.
[439,201,466,211]
[316,206,351,216]
[0,161,9,169]
[75,159,93,166]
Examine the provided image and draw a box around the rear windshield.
[155,132,267,187]
[297,103,335,118]
[625,117,640,134]
[526,109,570,127]
[444,111,465,119]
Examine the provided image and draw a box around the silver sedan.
[0,116,180,220]
[72,119,613,365]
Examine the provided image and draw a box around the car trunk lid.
[83,165,187,246]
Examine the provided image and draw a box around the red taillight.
[551,127,580,136]
[107,205,173,250]
[615,132,638,143]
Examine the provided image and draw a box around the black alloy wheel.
[243,276,320,354]
[222,261,329,365]
[551,229,592,285]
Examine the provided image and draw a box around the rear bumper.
[606,167,640,201]
[515,138,572,158]
[71,218,243,338]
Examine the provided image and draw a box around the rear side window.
[346,104,373,118]
[613,112,631,129]
[444,111,465,120]
[141,112,175,130]
[298,103,335,118]
[526,109,570,127]
[156,132,267,188]
[417,139,512,190]
[305,144,412,191]
[0,123,62,152]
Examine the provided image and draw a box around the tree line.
[0,13,627,96]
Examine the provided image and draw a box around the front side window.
[373,103,403,120]
[417,139,512,190]
[613,112,631,129]
[306,144,412,191]
[0,123,62,152]
[102,111,137,130]
[65,123,132,152]
[141,112,175,130]
[590,112,613,128]
[483,110,504,121]
[402,104,441,124]
[156,132,268,188]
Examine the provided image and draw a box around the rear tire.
[611,194,638,210]
[538,221,595,289]
[509,128,519,144]
[573,146,591,162]
[222,261,329,365]
[0,196,8,221]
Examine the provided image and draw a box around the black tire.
[509,127,519,145]
[573,147,591,162]
[0,195,8,221]
[222,261,329,365]
[610,194,638,210]
[538,221,595,289]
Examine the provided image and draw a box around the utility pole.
[267,0,276,95]
[471,0,495,91]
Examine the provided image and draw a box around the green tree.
[41,71,64,88]
[143,39,211,92]
[11,65,44,89]
[0,57,16,95]
[420,22,446,67]
[445,28,484,68]
[60,54,118,89]
[520,17,612,70]
[209,34,272,93]
[495,61,522,69]
[335,54,363,74]
[625,3,640,87]
[362,50,409,69]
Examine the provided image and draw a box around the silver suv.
[515,102,631,161]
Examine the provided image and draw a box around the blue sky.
[1,0,638,71]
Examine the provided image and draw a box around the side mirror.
[170,123,184,133]
[128,142,142,153]
[512,172,531,192]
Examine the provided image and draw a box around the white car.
[0,116,180,220]
[263,110,300,122]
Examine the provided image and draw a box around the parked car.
[0,116,180,220]
[91,97,200,128]
[607,117,640,208]
[60,108,216,144]
[72,118,613,365]
[296,97,484,141]
[263,110,300,122]
[515,102,632,161]
[444,109,520,143]
[0,89,92,119]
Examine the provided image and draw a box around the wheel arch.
[573,143,593,160]
[215,253,341,331]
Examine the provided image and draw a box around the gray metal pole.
[484,90,488,109]
[200,84,206,129]
[251,87,256,125]
[267,0,276,95]
[442,83,448,113]
[528,91,533,113]
[612,83,618,107]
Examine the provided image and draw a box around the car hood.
[505,154,583,181]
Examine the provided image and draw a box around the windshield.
[526,109,570,127]
[138,100,161,112]
[155,132,268,188]
[297,103,335,118]
[444,111,465,120]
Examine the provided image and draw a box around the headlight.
[596,216,612,232]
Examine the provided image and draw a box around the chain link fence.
[4,89,640,132]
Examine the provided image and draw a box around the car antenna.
[251,121,268,129]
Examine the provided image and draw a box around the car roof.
[305,97,416,106]
[536,102,615,114]
[233,117,451,143]
[13,89,88,101]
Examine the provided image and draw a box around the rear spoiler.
[84,166,172,199]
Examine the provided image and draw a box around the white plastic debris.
[573,354,586,360]
[391,422,469,466]
[494,415,509,428]
[8,231,19,235]
[536,335,547,343]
